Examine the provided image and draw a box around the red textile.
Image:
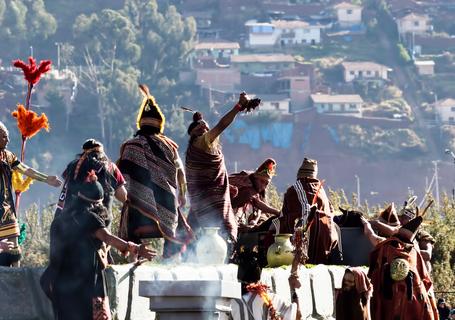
[279,178,339,264]
[185,143,237,240]
[368,237,439,320]
[349,267,372,298]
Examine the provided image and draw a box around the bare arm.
[114,185,128,203]
[206,104,241,144]
[419,241,432,261]
[18,164,62,187]
[370,219,399,237]
[361,217,385,246]
[252,197,280,215]
[94,228,157,260]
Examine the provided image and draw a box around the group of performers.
[0,84,441,320]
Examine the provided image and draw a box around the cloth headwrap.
[73,139,105,180]
[378,203,400,226]
[136,84,165,133]
[77,170,104,203]
[297,158,318,179]
[347,267,373,298]
[0,121,9,137]
[187,111,205,135]
[254,158,276,179]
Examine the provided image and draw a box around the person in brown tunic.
[336,267,372,320]
[278,158,341,265]
[229,158,280,231]
[185,92,260,242]
[368,216,439,320]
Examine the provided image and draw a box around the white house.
[333,2,363,28]
[342,61,391,82]
[397,13,431,37]
[434,98,455,123]
[258,94,291,114]
[245,19,322,48]
[311,94,363,116]
[414,60,435,76]
[193,41,240,59]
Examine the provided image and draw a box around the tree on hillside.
[73,9,141,151]
[121,0,196,99]
[70,1,196,151]
[0,0,56,59]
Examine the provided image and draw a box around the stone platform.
[0,264,350,320]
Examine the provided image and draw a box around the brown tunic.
[279,177,340,264]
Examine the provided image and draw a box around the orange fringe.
[11,104,49,138]
[246,283,283,320]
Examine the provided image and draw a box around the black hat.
[396,216,422,243]
[77,171,104,203]
[82,138,103,151]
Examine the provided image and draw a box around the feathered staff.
[11,57,51,211]
[246,283,282,320]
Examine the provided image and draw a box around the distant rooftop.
[342,61,391,70]
[333,2,362,9]
[245,19,318,29]
[435,98,455,108]
[195,42,240,50]
[231,54,295,63]
[398,12,430,20]
[311,94,364,104]
[272,20,310,29]
[414,60,435,66]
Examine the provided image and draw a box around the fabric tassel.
[12,171,34,193]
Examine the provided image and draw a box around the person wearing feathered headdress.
[117,85,191,260]
[368,215,439,320]
[229,158,280,231]
[368,195,436,273]
[184,92,261,246]
[0,121,61,267]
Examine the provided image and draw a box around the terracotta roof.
[435,98,455,108]
[311,94,364,103]
[231,54,295,63]
[333,2,362,9]
[398,12,429,21]
[195,42,240,50]
[272,20,310,29]
[342,61,390,70]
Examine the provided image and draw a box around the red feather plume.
[13,57,52,85]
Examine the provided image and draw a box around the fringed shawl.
[118,134,179,241]
[185,143,237,239]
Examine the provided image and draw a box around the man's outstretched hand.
[238,92,261,112]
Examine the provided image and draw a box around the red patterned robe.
[368,237,439,320]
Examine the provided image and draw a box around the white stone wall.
[0,264,353,320]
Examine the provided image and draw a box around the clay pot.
[266,233,294,267]
[196,227,227,264]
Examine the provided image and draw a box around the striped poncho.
[185,142,237,240]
